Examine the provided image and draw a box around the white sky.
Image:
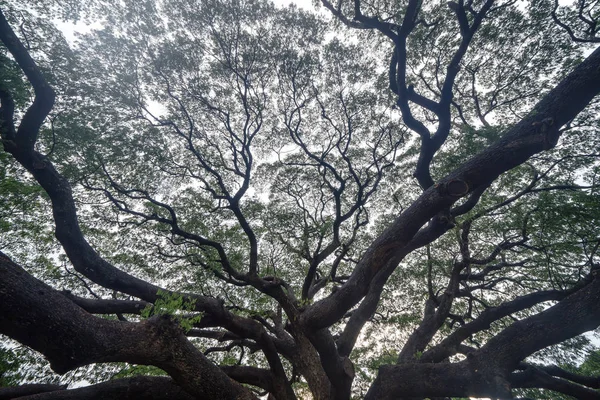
[57,0,317,42]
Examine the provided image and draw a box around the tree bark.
[0,377,195,400]
[0,384,64,400]
[301,46,600,330]
[365,273,600,399]
[0,252,257,400]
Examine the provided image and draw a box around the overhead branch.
[475,273,600,372]
[365,273,600,399]
[392,0,435,150]
[0,384,65,399]
[0,252,256,400]
[221,366,276,393]
[511,365,600,399]
[420,287,574,363]
[319,0,391,36]
[151,65,260,276]
[0,88,17,140]
[61,290,150,315]
[305,328,355,399]
[0,10,55,149]
[414,0,495,189]
[552,0,600,43]
[0,13,295,378]
[529,364,600,389]
[336,212,456,357]
[0,7,299,397]
[351,0,400,41]
[0,377,195,400]
[396,259,463,362]
[301,46,600,331]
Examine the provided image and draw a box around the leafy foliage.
[141,290,203,332]
[0,347,21,386]
[1,0,600,398]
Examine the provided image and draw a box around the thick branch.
[532,364,600,389]
[0,252,256,400]
[414,0,495,189]
[366,274,600,399]
[475,274,600,372]
[301,46,600,331]
[2,377,195,400]
[61,291,150,315]
[222,366,275,393]
[0,16,294,396]
[420,288,571,363]
[336,215,456,357]
[364,361,511,399]
[511,366,600,399]
[0,384,65,400]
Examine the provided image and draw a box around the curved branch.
[420,288,573,363]
[552,0,600,43]
[0,10,55,149]
[0,15,295,386]
[301,46,600,331]
[511,365,600,399]
[521,362,600,390]
[366,273,600,399]
[0,252,256,400]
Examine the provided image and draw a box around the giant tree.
[1,0,600,399]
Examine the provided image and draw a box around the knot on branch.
[435,179,470,197]
[33,158,48,170]
[591,264,600,278]
[431,212,455,231]
[531,117,558,150]
[147,314,185,337]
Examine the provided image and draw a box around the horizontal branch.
[222,365,275,393]
[364,361,511,399]
[1,377,194,400]
[532,364,600,389]
[365,273,600,399]
[61,291,150,315]
[0,252,256,400]
[511,365,600,399]
[0,384,65,400]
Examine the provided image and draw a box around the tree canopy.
[1,0,600,399]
